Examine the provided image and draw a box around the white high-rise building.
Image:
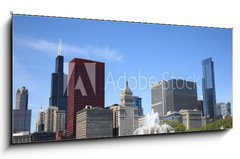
[44,106,65,132]
[111,81,139,136]
[45,106,58,132]
[151,81,167,116]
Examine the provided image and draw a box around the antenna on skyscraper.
[58,39,62,56]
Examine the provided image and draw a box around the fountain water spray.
[134,109,175,135]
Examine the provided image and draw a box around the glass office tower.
[202,57,216,119]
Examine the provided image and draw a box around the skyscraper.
[49,40,68,112]
[12,86,32,133]
[45,106,58,132]
[110,81,139,136]
[202,57,216,119]
[151,80,167,116]
[151,79,197,116]
[133,96,143,116]
[44,106,66,133]
[67,58,105,138]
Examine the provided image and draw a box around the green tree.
[164,120,186,132]
[189,116,232,131]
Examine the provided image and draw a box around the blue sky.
[13,15,232,133]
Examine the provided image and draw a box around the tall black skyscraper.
[49,40,68,112]
[202,57,216,119]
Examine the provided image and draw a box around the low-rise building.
[12,131,31,144]
[179,109,203,130]
[76,106,113,139]
[161,111,183,123]
[31,132,56,142]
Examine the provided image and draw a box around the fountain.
[134,109,175,135]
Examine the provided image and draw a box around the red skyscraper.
[66,58,105,138]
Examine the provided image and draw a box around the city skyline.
[13,15,232,133]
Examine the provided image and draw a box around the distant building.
[12,131,31,144]
[180,109,203,130]
[202,57,217,119]
[45,106,58,132]
[45,106,65,132]
[161,111,183,124]
[216,102,231,118]
[138,115,145,127]
[56,110,66,132]
[151,79,197,116]
[76,106,113,139]
[31,132,56,142]
[67,58,105,138]
[151,80,167,116]
[133,96,143,116]
[12,86,31,133]
[109,104,120,137]
[111,81,139,136]
[225,102,231,116]
[36,107,45,133]
[196,100,204,116]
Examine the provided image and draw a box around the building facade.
[133,96,143,116]
[109,104,120,136]
[67,58,105,138]
[161,111,183,124]
[56,110,66,132]
[138,115,145,127]
[12,131,31,144]
[36,107,45,133]
[45,106,65,132]
[196,100,204,116]
[113,81,139,136]
[31,132,56,142]
[180,109,203,130]
[202,57,217,119]
[12,86,31,133]
[151,79,197,117]
[151,80,167,116]
[45,106,58,132]
[216,102,231,118]
[76,106,113,139]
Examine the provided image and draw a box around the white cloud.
[15,35,124,62]
[91,46,123,62]
[15,36,57,56]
